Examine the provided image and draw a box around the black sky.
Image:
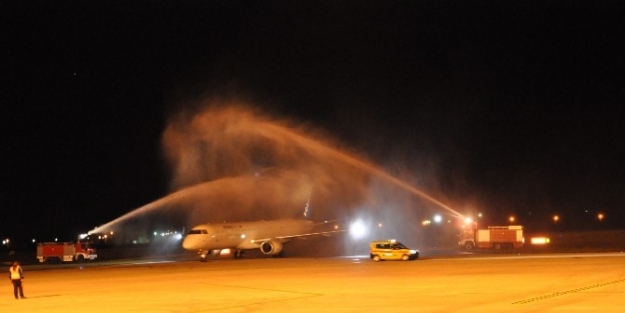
[2,0,625,243]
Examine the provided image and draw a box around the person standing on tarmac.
[9,261,26,299]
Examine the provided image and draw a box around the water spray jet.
[91,103,464,237]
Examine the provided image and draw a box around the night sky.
[3,1,625,244]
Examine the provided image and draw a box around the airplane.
[182,218,345,261]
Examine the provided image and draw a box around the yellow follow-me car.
[369,239,419,261]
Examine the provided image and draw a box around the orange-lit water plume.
[91,102,462,235]
[256,122,464,219]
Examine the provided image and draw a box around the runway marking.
[512,278,625,304]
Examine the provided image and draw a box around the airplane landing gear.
[199,250,208,262]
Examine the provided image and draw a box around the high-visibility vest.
[9,266,22,280]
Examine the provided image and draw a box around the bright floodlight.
[349,220,367,240]
[531,237,550,245]
[464,217,473,224]
[174,233,183,240]
[433,214,443,223]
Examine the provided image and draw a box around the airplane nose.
[182,238,193,250]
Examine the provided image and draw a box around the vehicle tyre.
[76,254,85,263]
[494,243,501,250]
[402,255,409,261]
[464,242,475,250]
[373,255,381,262]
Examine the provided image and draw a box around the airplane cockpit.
[182,226,212,251]
[187,229,209,235]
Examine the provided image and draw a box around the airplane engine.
[259,240,283,255]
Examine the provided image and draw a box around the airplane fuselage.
[182,219,314,254]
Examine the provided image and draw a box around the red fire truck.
[36,241,97,263]
[458,224,524,250]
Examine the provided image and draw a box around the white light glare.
[349,220,367,240]
[433,215,442,223]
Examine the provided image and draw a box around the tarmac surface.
[4,252,625,312]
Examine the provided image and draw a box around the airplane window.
[188,229,209,235]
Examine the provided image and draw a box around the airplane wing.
[251,229,345,243]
